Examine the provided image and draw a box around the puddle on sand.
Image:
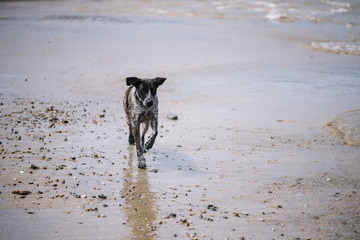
[122,146,158,239]
[325,109,360,147]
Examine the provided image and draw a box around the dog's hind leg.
[128,124,135,145]
[145,118,158,150]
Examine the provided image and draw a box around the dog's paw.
[145,140,154,150]
[138,156,147,169]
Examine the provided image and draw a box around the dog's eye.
[139,86,148,94]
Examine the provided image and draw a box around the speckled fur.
[123,77,166,169]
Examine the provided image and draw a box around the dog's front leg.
[145,118,158,150]
[132,119,146,169]
[141,122,149,152]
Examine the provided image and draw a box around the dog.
[123,77,166,169]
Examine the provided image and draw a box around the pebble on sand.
[167,113,178,120]
[12,190,31,195]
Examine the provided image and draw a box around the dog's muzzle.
[146,99,153,107]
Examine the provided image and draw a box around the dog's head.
[126,77,166,107]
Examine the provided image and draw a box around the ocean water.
[79,0,360,54]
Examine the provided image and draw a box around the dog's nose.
[146,99,153,107]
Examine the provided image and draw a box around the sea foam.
[326,110,360,147]
[311,40,360,55]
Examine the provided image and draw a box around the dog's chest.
[140,111,153,123]
[131,99,157,121]
[125,87,158,121]
[137,105,156,122]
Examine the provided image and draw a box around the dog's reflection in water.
[122,146,158,239]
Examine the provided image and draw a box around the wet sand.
[1,1,360,239]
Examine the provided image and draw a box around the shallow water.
[78,0,360,24]
[76,0,360,54]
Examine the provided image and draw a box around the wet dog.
[123,77,166,169]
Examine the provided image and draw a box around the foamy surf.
[310,40,360,55]
[326,110,360,147]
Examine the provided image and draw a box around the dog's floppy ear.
[126,77,142,86]
[153,77,166,87]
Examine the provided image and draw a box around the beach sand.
[0,1,359,239]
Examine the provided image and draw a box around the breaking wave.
[311,40,360,55]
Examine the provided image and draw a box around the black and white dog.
[123,77,166,169]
